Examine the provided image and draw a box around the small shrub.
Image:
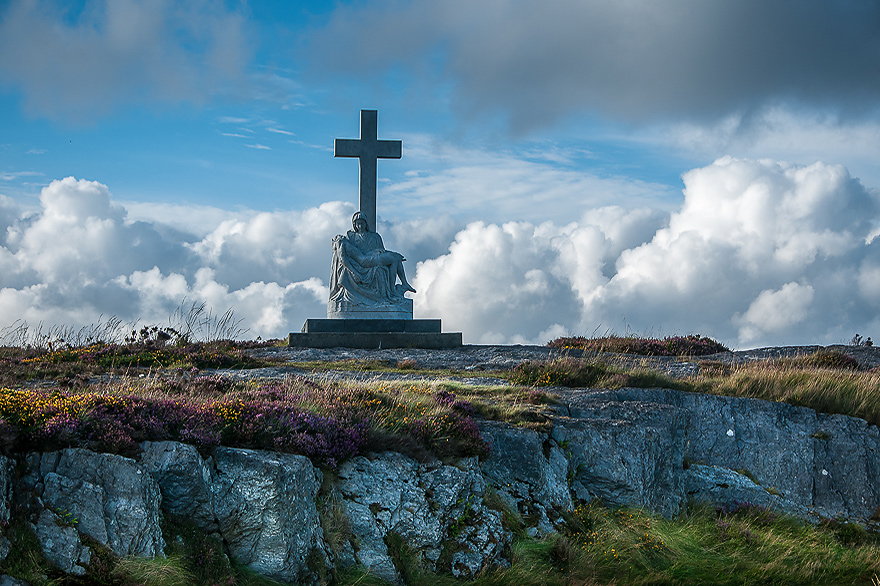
[820,518,877,547]
[802,350,861,370]
[549,334,729,356]
[510,358,606,387]
[510,357,687,391]
[162,518,234,586]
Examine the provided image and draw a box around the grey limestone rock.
[553,392,688,518]
[211,447,328,584]
[684,464,810,519]
[139,441,216,530]
[0,537,10,564]
[0,576,30,586]
[0,455,11,526]
[0,454,11,565]
[31,509,91,576]
[25,448,164,558]
[480,422,572,533]
[611,387,880,522]
[337,451,510,581]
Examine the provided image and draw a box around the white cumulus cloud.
[2,155,879,347]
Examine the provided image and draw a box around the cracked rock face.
[139,441,215,531]
[31,509,91,576]
[480,422,572,533]
[552,394,689,518]
[608,387,880,521]
[0,455,11,528]
[336,451,511,581]
[23,448,165,558]
[212,447,328,584]
[140,442,329,585]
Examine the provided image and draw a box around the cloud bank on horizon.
[1,0,880,348]
[2,156,878,348]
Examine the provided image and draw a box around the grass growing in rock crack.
[328,502,880,586]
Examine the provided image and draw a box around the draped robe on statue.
[328,212,413,318]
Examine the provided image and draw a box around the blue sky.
[2,0,880,347]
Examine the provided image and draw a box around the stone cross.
[334,109,402,233]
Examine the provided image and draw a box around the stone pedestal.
[288,319,462,349]
[327,298,413,320]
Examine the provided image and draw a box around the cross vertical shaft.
[334,110,402,232]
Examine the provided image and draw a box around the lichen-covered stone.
[0,455,11,526]
[684,464,811,519]
[31,509,91,576]
[211,447,328,584]
[337,452,510,581]
[25,448,164,558]
[480,422,571,532]
[552,393,688,518]
[611,387,880,521]
[0,537,11,564]
[139,441,215,530]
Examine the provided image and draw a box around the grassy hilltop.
[1,318,879,586]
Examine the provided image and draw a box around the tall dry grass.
[693,361,880,426]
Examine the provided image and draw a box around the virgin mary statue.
[328,211,416,319]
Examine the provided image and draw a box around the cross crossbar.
[334,110,402,232]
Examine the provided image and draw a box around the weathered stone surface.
[0,537,11,564]
[211,447,327,584]
[0,456,11,564]
[610,387,880,522]
[140,441,215,530]
[31,509,91,576]
[553,392,688,518]
[25,448,164,558]
[480,422,571,533]
[0,455,11,526]
[337,452,510,581]
[684,464,810,518]
[0,575,30,586]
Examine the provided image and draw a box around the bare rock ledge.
[2,346,880,584]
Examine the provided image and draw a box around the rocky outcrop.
[480,423,571,534]
[608,387,880,522]
[335,452,509,580]
[139,440,215,530]
[553,395,689,518]
[211,447,328,584]
[22,448,165,561]
[140,442,328,585]
[1,386,878,584]
[0,455,11,566]
[31,509,91,576]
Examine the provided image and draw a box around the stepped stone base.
[289,319,462,349]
